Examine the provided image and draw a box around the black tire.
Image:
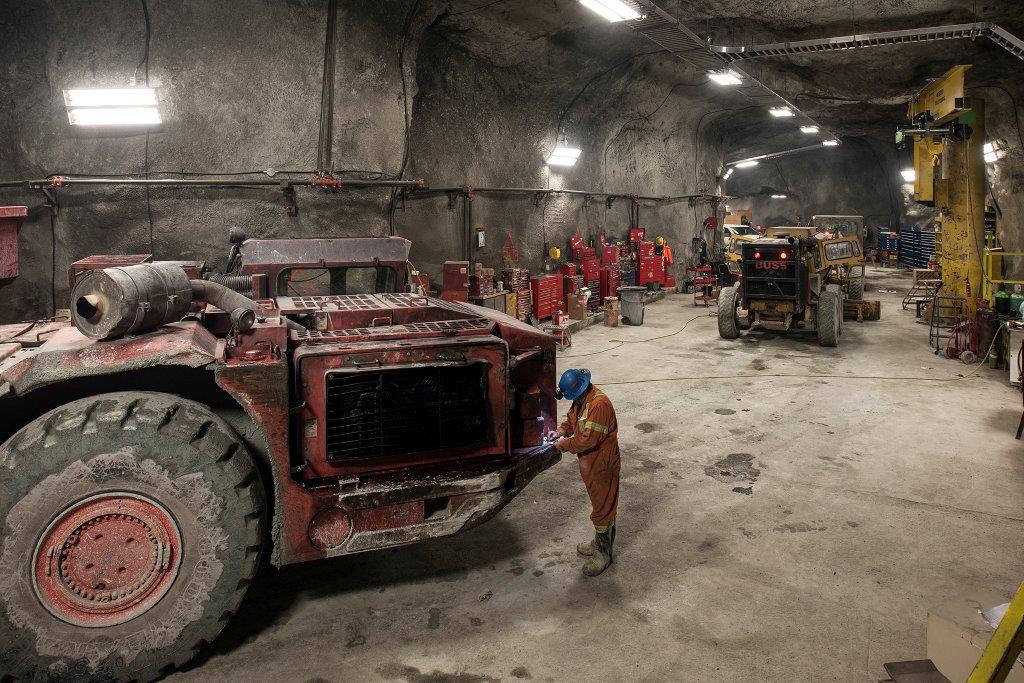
[818,291,840,347]
[718,286,741,339]
[0,392,265,681]
[848,277,865,301]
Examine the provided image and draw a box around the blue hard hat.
[558,368,591,401]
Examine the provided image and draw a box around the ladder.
[929,295,966,355]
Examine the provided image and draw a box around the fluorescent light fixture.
[546,146,582,167]
[708,69,742,86]
[734,160,759,169]
[800,125,819,134]
[822,139,840,147]
[769,107,794,118]
[770,194,787,199]
[578,0,641,22]
[67,107,162,126]
[901,168,916,183]
[63,88,157,107]
[722,168,734,180]
[64,87,161,126]
[984,142,998,164]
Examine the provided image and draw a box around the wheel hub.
[33,493,182,628]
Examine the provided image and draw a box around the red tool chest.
[580,257,601,310]
[441,261,470,302]
[600,245,619,266]
[530,274,563,320]
[599,264,621,301]
[636,255,665,288]
[638,241,655,257]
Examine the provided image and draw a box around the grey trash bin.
[617,286,647,326]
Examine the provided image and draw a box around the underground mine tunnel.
[1,0,1023,680]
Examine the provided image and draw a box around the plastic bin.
[617,286,647,326]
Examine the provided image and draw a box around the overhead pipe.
[411,185,727,205]
[23,176,425,190]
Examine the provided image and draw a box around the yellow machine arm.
[903,65,987,309]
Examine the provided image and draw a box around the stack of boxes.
[469,264,497,297]
[502,268,532,320]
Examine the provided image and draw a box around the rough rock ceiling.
[441,0,1023,160]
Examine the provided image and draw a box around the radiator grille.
[325,365,488,461]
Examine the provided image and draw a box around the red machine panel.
[295,337,509,477]
[441,261,470,302]
[0,206,27,281]
[530,274,563,320]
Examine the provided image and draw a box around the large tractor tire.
[0,392,265,681]
[848,276,865,301]
[817,291,841,347]
[718,286,741,339]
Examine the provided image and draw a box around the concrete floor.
[175,268,1024,682]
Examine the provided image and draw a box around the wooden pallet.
[843,299,881,321]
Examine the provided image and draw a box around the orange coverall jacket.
[556,385,621,527]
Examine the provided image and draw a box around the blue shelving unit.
[899,228,936,268]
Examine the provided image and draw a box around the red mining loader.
[0,233,560,680]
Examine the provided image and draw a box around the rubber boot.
[582,523,614,576]
[576,537,595,557]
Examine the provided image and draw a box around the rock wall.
[0,0,733,323]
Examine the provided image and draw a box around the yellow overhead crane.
[898,64,987,312]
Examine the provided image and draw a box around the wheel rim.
[32,492,183,628]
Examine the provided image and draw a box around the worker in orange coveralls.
[547,369,620,576]
[655,235,673,265]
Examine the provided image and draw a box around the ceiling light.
[578,0,641,22]
[822,139,840,147]
[708,69,742,86]
[734,160,759,169]
[64,88,157,107]
[771,194,787,199]
[546,145,582,167]
[67,107,162,126]
[901,168,916,183]
[800,125,819,134]
[722,168,734,180]
[769,107,794,118]
[984,142,999,164]
[64,88,161,126]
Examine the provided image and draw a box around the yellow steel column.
[935,99,986,311]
